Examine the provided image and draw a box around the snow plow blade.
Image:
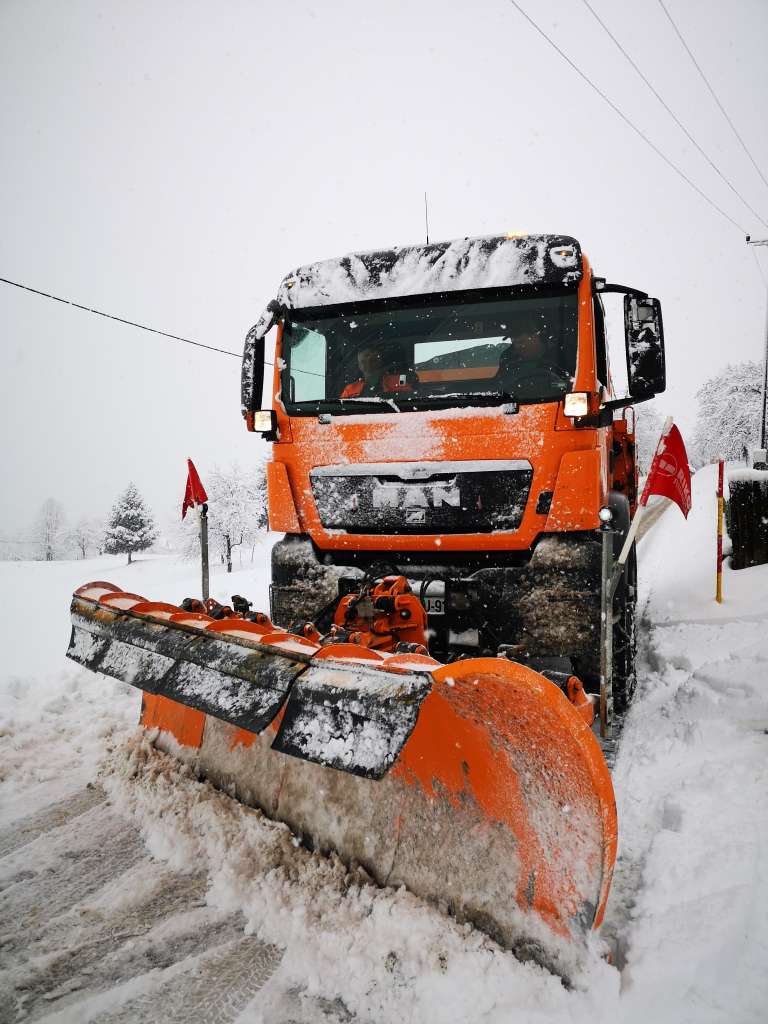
[68,583,616,966]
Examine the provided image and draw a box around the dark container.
[728,472,768,569]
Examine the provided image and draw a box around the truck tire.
[269,534,343,627]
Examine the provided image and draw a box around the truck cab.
[242,233,665,705]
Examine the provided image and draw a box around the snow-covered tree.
[104,483,158,564]
[635,402,666,476]
[178,462,267,572]
[692,361,763,466]
[35,498,67,561]
[209,463,268,572]
[68,516,104,559]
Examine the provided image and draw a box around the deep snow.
[0,465,766,1022]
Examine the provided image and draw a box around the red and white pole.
[616,416,674,567]
[716,460,724,603]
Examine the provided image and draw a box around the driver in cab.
[341,347,413,398]
[500,328,572,390]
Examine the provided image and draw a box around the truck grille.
[310,460,533,535]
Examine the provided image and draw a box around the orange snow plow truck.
[68,234,666,970]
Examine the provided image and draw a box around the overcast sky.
[2,0,767,539]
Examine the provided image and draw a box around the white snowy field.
[0,464,767,1023]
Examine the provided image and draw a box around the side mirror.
[624,295,665,400]
[241,327,265,426]
[241,300,283,431]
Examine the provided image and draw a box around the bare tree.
[208,464,267,572]
[178,462,267,572]
[68,516,104,559]
[35,498,67,561]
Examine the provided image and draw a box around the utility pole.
[746,236,768,449]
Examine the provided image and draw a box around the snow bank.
[603,461,768,1022]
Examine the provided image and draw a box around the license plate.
[424,596,445,616]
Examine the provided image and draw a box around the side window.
[593,295,608,386]
[288,326,326,402]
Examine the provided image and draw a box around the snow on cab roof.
[277,233,582,310]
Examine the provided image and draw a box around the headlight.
[252,409,277,435]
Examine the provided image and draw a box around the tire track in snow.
[0,810,146,958]
[0,789,283,1024]
[90,936,282,1024]
[0,785,106,860]
[4,873,223,1021]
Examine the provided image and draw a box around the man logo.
[405,508,426,524]
[372,483,460,510]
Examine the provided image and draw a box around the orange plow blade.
[67,583,616,969]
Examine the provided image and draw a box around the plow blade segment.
[67,595,306,733]
[272,663,432,779]
[195,658,616,965]
[393,659,617,950]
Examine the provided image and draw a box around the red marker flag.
[181,459,208,519]
[640,423,692,518]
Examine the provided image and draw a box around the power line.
[504,0,748,235]
[0,275,241,358]
[0,274,327,379]
[657,0,768,195]
[581,0,768,231]
[751,247,767,288]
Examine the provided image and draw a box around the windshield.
[281,290,578,414]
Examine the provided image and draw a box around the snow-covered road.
[1,465,766,1023]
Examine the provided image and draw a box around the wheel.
[270,534,343,628]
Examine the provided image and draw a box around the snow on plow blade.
[68,583,617,965]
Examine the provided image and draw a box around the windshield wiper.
[437,391,516,403]
[335,396,402,413]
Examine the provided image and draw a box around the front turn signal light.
[564,392,589,417]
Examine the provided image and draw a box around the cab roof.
[277,233,582,310]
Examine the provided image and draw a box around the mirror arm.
[600,394,656,413]
[601,397,635,412]
[593,278,648,300]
